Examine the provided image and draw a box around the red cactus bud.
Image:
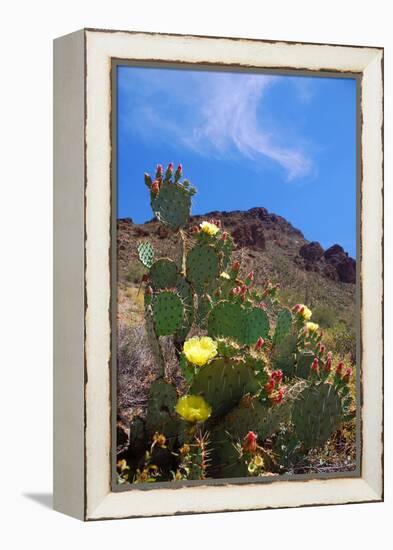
[327,351,333,360]
[271,370,283,384]
[311,357,319,372]
[246,271,254,282]
[271,387,286,404]
[142,273,149,282]
[146,286,153,296]
[343,367,353,383]
[191,225,200,233]
[319,345,325,354]
[243,431,258,453]
[176,163,182,174]
[255,337,265,351]
[221,231,229,241]
[293,304,302,313]
[156,164,163,176]
[167,162,174,171]
[325,357,332,372]
[151,181,160,195]
[231,261,240,272]
[264,379,275,394]
[336,361,344,376]
[258,301,267,310]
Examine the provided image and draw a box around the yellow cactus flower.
[200,221,220,236]
[294,304,312,320]
[183,336,218,366]
[220,271,230,279]
[306,322,319,333]
[175,395,212,423]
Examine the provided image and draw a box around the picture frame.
[53,28,383,521]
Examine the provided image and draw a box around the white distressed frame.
[53,29,383,521]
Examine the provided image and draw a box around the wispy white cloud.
[119,69,314,181]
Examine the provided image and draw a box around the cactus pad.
[190,357,259,417]
[271,334,297,377]
[221,399,292,442]
[292,382,342,449]
[137,241,154,268]
[174,276,194,342]
[296,352,315,379]
[186,244,219,291]
[273,308,292,345]
[152,291,184,336]
[145,379,180,441]
[150,258,179,289]
[151,181,192,230]
[208,301,269,345]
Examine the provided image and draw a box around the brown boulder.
[232,223,266,250]
[299,241,324,262]
[336,257,356,284]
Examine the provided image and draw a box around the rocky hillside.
[117,206,356,329]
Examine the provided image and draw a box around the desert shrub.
[311,305,337,328]
[323,322,356,361]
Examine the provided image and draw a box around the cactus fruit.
[190,357,259,417]
[208,301,269,345]
[150,258,179,289]
[292,382,342,449]
[137,241,154,268]
[273,308,292,345]
[152,291,185,336]
[151,180,193,230]
[186,244,219,291]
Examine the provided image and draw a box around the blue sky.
[117,65,357,257]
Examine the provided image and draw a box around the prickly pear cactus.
[190,357,259,417]
[152,291,185,336]
[124,163,356,483]
[273,308,292,345]
[137,241,154,268]
[292,382,342,449]
[151,181,193,230]
[150,258,179,289]
[208,301,269,345]
[186,244,219,291]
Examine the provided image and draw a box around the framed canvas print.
[53,29,384,521]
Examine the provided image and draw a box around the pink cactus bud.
[243,431,258,453]
[343,367,353,383]
[336,362,344,376]
[293,304,302,313]
[246,271,254,282]
[311,357,319,372]
[231,261,240,272]
[327,351,333,360]
[325,357,332,372]
[191,225,200,233]
[156,164,163,176]
[176,163,182,174]
[255,337,265,351]
[221,231,229,241]
[151,181,160,195]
